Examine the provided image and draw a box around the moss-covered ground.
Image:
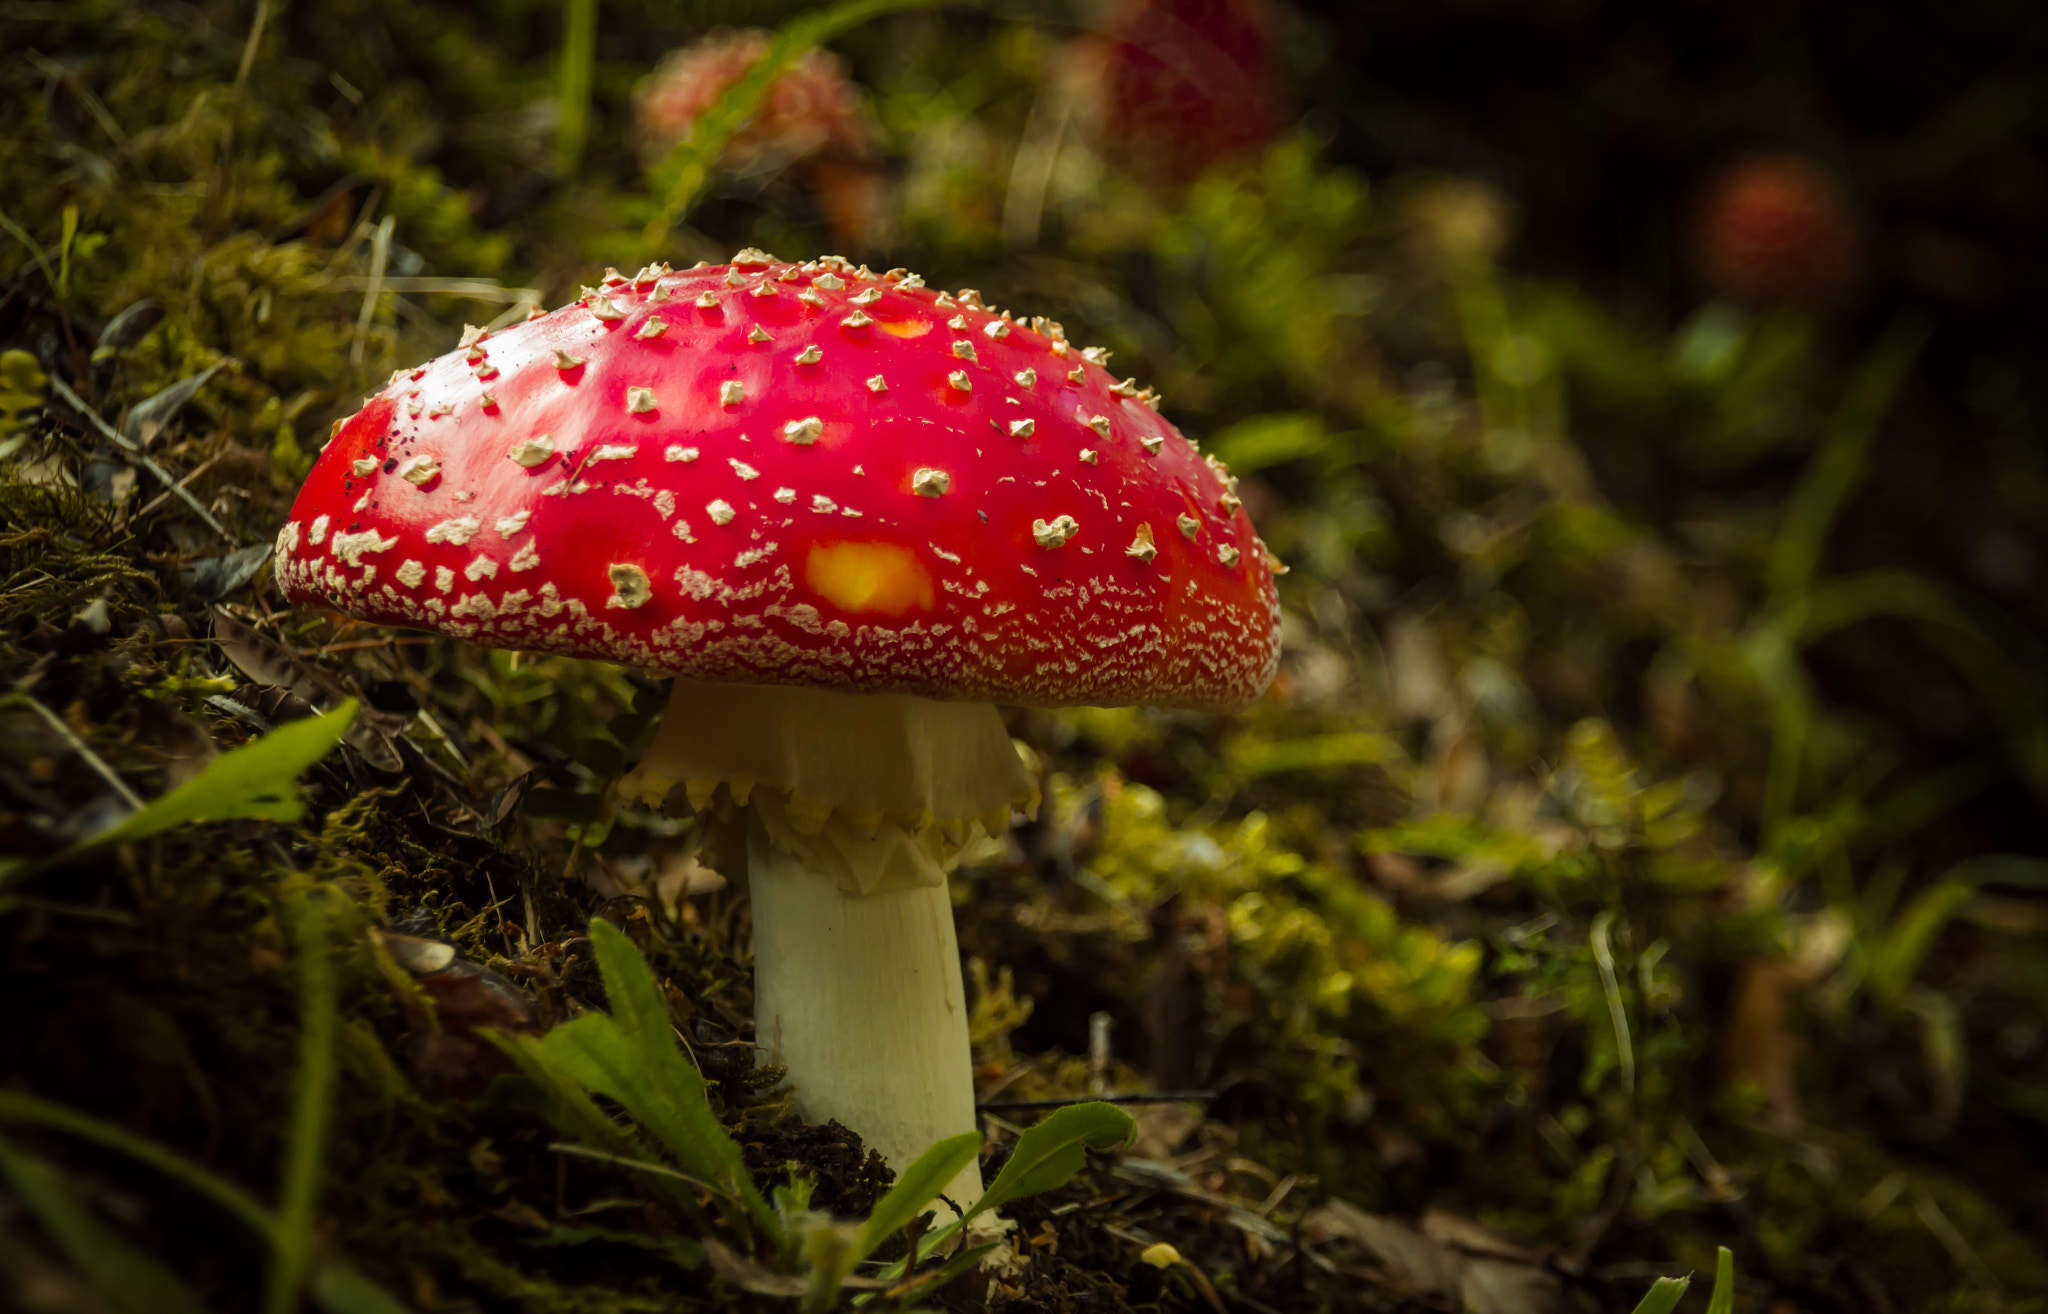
[3,2,2046,1311]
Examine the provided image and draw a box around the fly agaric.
[276,252,1280,1210]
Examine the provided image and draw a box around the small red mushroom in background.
[1071,0,1285,189]
[635,31,885,252]
[278,251,1281,1222]
[1689,153,1864,312]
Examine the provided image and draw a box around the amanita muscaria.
[277,250,1280,1210]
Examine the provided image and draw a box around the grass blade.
[1630,1275,1692,1314]
[1766,316,1928,609]
[1706,1247,1736,1314]
[0,1093,412,1314]
[265,892,340,1314]
[0,1132,214,1314]
[639,0,938,248]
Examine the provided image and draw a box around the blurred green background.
[3,0,2047,1310]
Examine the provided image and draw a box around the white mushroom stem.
[624,679,1037,1215]
[747,810,984,1209]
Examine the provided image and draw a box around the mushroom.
[276,253,1280,1212]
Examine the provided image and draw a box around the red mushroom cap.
[277,254,1280,711]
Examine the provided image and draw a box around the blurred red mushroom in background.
[1072,0,1285,189]
[635,30,886,251]
[1689,153,1864,312]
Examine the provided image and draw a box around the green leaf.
[0,700,358,889]
[1706,1247,1736,1314]
[0,1093,413,1314]
[1629,1275,1692,1314]
[853,1131,981,1262]
[0,1132,214,1314]
[525,920,778,1238]
[946,1102,1134,1243]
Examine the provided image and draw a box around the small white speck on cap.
[496,510,532,536]
[1087,415,1112,438]
[947,315,968,331]
[850,287,882,306]
[633,317,668,340]
[799,287,824,307]
[783,416,823,445]
[843,310,873,329]
[587,443,637,463]
[1110,377,1141,398]
[707,499,736,525]
[951,340,977,362]
[465,345,487,364]
[1218,544,1241,567]
[427,402,453,418]
[721,380,745,405]
[777,265,804,282]
[459,324,487,347]
[695,291,721,309]
[732,248,775,267]
[983,320,1011,339]
[434,565,455,592]
[729,458,760,480]
[508,433,557,467]
[1079,448,1099,465]
[724,269,748,287]
[794,345,823,365]
[866,375,888,393]
[399,456,441,487]
[810,494,836,514]
[465,555,499,581]
[912,467,950,497]
[957,289,985,309]
[351,457,378,477]
[1008,419,1035,439]
[774,487,797,503]
[1138,433,1165,454]
[474,363,499,381]
[589,296,625,321]
[747,325,771,344]
[750,281,777,299]
[948,371,972,392]
[478,392,498,409]
[396,559,426,588]
[525,303,545,320]
[602,267,626,284]
[814,272,844,291]
[1221,491,1243,514]
[1177,513,1200,539]
[1032,515,1080,548]
[626,387,658,413]
[1015,369,1037,387]
[1082,346,1111,365]
[510,542,541,571]
[665,445,700,462]
[607,562,653,608]
[1126,523,1157,562]
[554,350,584,369]
[894,272,926,289]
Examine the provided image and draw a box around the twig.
[16,692,144,812]
[127,454,221,524]
[44,374,239,545]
